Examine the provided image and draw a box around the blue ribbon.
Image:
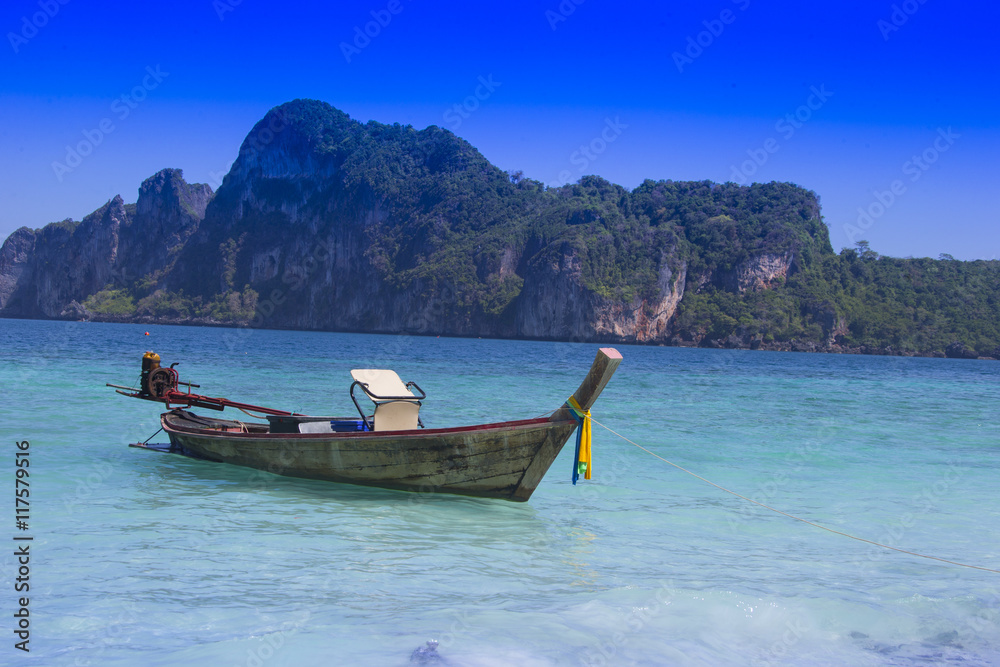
[570,409,584,485]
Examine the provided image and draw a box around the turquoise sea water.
[1,318,998,666]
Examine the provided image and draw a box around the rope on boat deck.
[589,416,1000,575]
[237,406,271,420]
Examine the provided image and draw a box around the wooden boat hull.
[147,347,622,501]
[162,411,579,501]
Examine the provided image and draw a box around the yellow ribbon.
[568,396,592,480]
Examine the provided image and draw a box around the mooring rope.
[141,427,163,445]
[590,417,1000,575]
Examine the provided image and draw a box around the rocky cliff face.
[724,252,794,292]
[6,197,126,318]
[161,104,694,342]
[119,168,212,282]
[0,226,36,312]
[7,99,946,355]
[514,244,686,342]
[0,169,212,318]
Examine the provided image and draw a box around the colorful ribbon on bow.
[568,395,591,484]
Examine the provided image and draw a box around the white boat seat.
[350,369,424,432]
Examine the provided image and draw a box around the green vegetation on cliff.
[83,288,135,316]
[3,99,997,358]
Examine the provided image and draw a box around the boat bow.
[550,347,623,423]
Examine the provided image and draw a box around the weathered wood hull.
[162,412,579,501]
[149,347,622,501]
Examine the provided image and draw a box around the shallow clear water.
[1,318,998,666]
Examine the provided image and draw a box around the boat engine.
[140,351,179,399]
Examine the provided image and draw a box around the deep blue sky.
[2,0,997,259]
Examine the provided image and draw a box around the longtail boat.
[108,348,622,501]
